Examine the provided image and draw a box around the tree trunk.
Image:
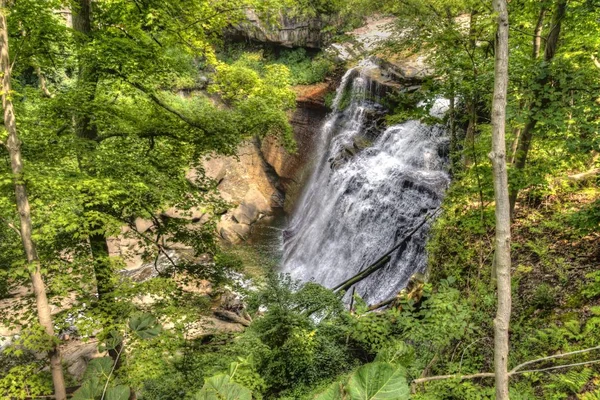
[72,0,120,364]
[448,85,461,175]
[490,0,511,398]
[0,4,67,399]
[463,101,477,167]
[71,0,114,302]
[533,7,547,60]
[508,0,566,218]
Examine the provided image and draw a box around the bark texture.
[0,3,67,399]
[490,0,512,398]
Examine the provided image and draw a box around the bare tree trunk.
[508,0,566,218]
[509,6,546,165]
[463,101,477,166]
[0,4,67,399]
[34,66,54,98]
[533,7,547,60]
[490,0,511,398]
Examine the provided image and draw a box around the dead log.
[213,309,251,327]
[332,208,440,293]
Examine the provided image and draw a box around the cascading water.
[281,63,450,304]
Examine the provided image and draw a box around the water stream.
[280,63,450,304]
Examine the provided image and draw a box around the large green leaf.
[346,362,410,400]
[128,313,162,339]
[83,357,113,381]
[105,385,130,400]
[315,382,346,400]
[72,377,103,400]
[193,374,252,400]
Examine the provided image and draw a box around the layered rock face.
[229,10,334,48]
[215,83,331,243]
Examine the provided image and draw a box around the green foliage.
[247,274,352,394]
[545,368,593,396]
[314,362,410,400]
[315,382,345,400]
[582,272,600,299]
[73,314,163,399]
[275,48,336,85]
[219,46,336,86]
[193,374,252,400]
[128,313,162,339]
[531,283,558,310]
[346,362,410,399]
[0,363,53,400]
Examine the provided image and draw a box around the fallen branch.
[509,345,600,374]
[412,372,494,385]
[214,309,251,327]
[333,208,441,293]
[367,295,398,311]
[568,168,600,182]
[412,345,600,387]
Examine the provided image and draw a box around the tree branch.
[1,216,22,238]
[412,345,600,387]
[509,345,600,374]
[124,79,207,133]
[127,222,178,270]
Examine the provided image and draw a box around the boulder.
[61,340,104,380]
[201,157,228,184]
[162,206,207,222]
[134,218,155,233]
[232,188,271,225]
[217,217,251,244]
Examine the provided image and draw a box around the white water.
[281,65,450,304]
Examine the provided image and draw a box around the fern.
[546,368,593,395]
[579,391,600,400]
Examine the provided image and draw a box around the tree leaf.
[105,385,131,400]
[346,362,410,400]
[193,374,252,400]
[83,357,113,381]
[128,313,162,339]
[72,377,103,400]
[315,382,345,400]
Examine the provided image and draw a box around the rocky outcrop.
[202,139,282,245]
[230,10,334,48]
[260,83,330,208]
[327,16,432,84]
[207,83,332,242]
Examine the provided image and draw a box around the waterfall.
[281,63,450,304]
